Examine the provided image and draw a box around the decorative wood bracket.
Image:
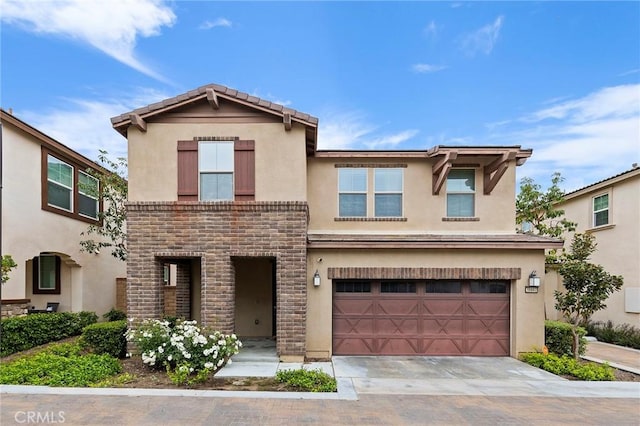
[129,113,147,133]
[432,152,458,195]
[283,112,292,131]
[483,151,516,194]
[206,88,219,109]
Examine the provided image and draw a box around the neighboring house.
[546,166,640,326]
[111,83,561,361]
[0,109,126,317]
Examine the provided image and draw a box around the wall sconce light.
[526,271,541,293]
[313,270,321,287]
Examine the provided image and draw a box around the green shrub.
[81,320,128,358]
[103,308,127,322]
[521,352,614,381]
[276,368,337,392]
[583,320,640,350]
[0,342,121,387]
[545,320,586,356]
[0,312,98,357]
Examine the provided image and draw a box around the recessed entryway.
[234,257,276,338]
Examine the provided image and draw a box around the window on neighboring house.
[338,168,367,217]
[446,169,475,217]
[593,193,609,227]
[199,141,234,201]
[374,168,403,217]
[78,172,99,219]
[47,155,73,212]
[32,254,61,295]
[43,150,101,223]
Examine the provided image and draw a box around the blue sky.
[1,1,639,191]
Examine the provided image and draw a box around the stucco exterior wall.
[306,157,517,233]
[551,172,640,326]
[1,121,126,315]
[305,248,546,358]
[127,122,307,202]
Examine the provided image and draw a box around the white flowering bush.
[125,319,242,385]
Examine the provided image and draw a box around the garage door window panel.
[381,281,416,293]
[470,281,508,293]
[335,281,371,293]
[426,281,462,293]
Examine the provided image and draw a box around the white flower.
[204,362,214,369]
[217,359,224,367]
[158,346,164,353]
[227,359,232,365]
[168,355,173,361]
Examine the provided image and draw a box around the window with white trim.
[47,155,73,212]
[593,193,609,227]
[199,141,234,201]
[78,172,99,219]
[446,169,475,217]
[338,168,367,217]
[374,168,403,217]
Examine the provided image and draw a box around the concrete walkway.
[583,341,640,375]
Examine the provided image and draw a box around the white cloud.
[318,111,418,150]
[411,63,447,73]
[488,84,640,191]
[0,0,176,81]
[619,68,640,77]
[199,18,232,30]
[424,20,438,38]
[459,15,504,56]
[19,88,170,161]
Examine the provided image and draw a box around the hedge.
[0,311,98,357]
[81,320,128,358]
[545,320,586,357]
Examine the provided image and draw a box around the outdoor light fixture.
[313,270,321,287]
[526,271,541,293]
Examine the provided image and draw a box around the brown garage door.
[332,280,510,356]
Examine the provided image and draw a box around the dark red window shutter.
[32,256,39,294]
[234,140,255,201]
[177,140,198,201]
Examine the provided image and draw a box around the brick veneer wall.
[176,263,190,319]
[328,267,522,280]
[126,201,308,357]
[163,286,177,316]
[116,278,127,312]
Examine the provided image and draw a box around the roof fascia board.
[562,169,640,201]
[1,109,106,172]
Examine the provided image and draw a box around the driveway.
[332,356,639,397]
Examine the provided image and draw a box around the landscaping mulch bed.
[116,356,292,391]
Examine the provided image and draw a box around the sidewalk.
[583,341,640,375]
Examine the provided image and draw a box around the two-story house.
[545,166,640,326]
[1,109,126,317]
[111,84,562,361]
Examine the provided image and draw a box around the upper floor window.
[78,172,99,219]
[199,141,234,201]
[43,150,100,223]
[374,168,403,217]
[338,167,404,218]
[47,155,74,212]
[593,193,609,227]
[446,169,475,217]
[177,139,255,202]
[338,168,367,217]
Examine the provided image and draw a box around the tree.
[516,172,576,262]
[80,150,128,261]
[554,233,623,359]
[1,254,18,284]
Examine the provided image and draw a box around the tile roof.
[110,83,319,132]
[564,165,640,197]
